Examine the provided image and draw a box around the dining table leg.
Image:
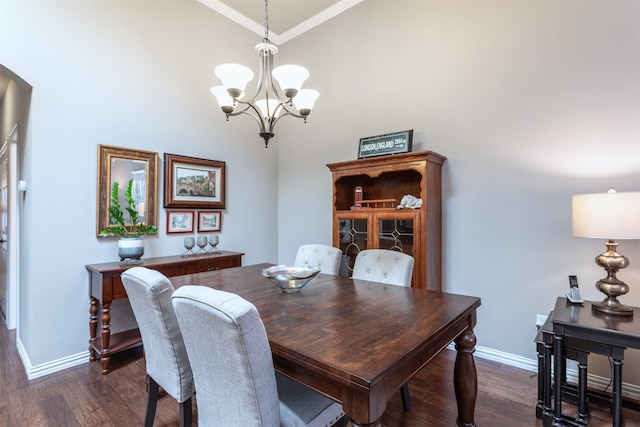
[454,328,478,427]
[342,388,385,427]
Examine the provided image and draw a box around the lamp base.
[592,298,634,317]
[590,240,634,317]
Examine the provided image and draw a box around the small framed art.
[166,210,194,234]
[197,210,221,232]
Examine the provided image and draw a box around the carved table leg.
[89,297,99,362]
[454,328,477,427]
[100,302,111,375]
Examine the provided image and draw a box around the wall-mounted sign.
[357,130,413,159]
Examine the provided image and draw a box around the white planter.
[118,237,145,263]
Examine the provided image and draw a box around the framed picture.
[166,210,194,234]
[164,153,225,208]
[197,210,222,232]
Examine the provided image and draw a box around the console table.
[86,251,243,374]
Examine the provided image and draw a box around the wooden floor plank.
[5,386,48,426]
[62,379,114,427]
[38,394,82,427]
[83,372,144,426]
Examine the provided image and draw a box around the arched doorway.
[0,65,32,330]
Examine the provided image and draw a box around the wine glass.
[182,236,195,257]
[196,236,207,255]
[209,234,221,254]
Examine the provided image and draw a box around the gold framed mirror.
[97,145,159,237]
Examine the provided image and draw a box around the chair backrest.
[352,249,414,287]
[172,285,281,427]
[120,267,194,403]
[294,244,343,276]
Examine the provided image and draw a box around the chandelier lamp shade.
[572,188,640,316]
[210,0,319,148]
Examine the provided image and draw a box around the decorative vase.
[118,237,145,263]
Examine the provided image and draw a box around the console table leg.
[612,358,622,427]
[100,303,112,375]
[454,328,477,427]
[89,297,99,362]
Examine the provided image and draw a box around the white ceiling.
[0,1,362,102]
[198,0,364,44]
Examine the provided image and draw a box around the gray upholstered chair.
[120,267,194,427]
[171,285,345,427]
[294,244,343,276]
[352,249,414,411]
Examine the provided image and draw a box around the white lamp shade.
[256,98,282,119]
[572,191,640,239]
[272,64,309,91]
[210,86,234,108]
[214,63,254,92]
[293,89,319,111]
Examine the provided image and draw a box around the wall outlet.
[536,313,548,329]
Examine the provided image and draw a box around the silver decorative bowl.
[262,265,321,293]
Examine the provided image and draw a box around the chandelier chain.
[263,0,270,42]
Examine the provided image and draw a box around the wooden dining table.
[170,263,481,427]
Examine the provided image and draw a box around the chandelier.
[210,0,319,148]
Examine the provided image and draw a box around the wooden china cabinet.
[327,151,446,291]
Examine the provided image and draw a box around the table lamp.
[572,188,640,316]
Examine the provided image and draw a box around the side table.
[550,297,640,427]
[535,312,589,426]
[86,251,243,374]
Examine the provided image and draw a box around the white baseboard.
[460,344,640,402]
[17,338,90,380]
[472,344,538,372]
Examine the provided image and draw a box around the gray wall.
[275,1,640,385]
[2,0,640,392]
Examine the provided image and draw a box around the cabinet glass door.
[338,217,368,272]
[378,218,414,257]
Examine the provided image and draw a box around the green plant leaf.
[124,179,138,226]
[100,179,156,238]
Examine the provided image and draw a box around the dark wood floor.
[2,323,639,426]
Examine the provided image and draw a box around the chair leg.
[180,397,193,427]
[401,383,411,411]
[145,377,160,427]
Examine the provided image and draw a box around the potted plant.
[100,179,157,262]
